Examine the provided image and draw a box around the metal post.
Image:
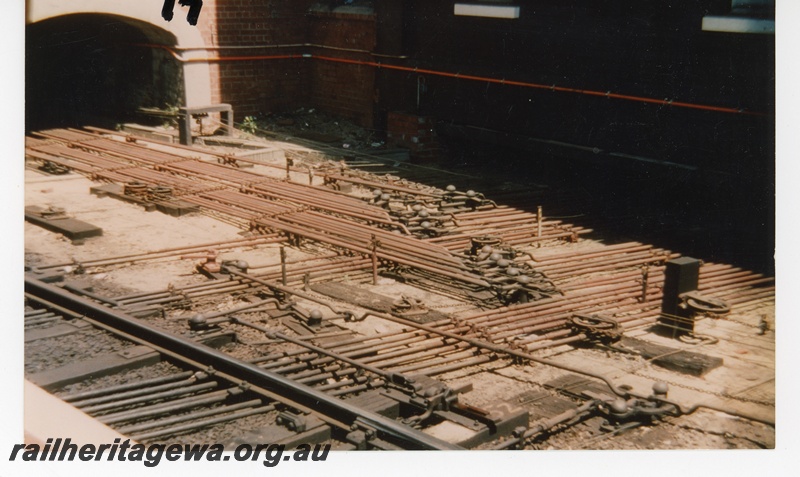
[178,112,192,146]
[280,246,288,286]
[659,257,701,337]
[537,206,543,238]
[370,235,379,285]
[641,266,649,303]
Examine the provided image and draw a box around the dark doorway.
[26,14,183,132]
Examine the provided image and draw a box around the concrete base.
[25,206,103,241]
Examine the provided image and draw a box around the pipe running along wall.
[138,43,768,117]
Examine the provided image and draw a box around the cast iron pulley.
[680,291,731,314]
[570,313,622,342]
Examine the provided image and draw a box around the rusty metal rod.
[253,217,491,287]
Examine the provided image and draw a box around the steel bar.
[530,241,649,262]
[60,371,197,402]
[130,404,276,442]
[411,355,494,376]
[82,126,307,173]
[116,399,264,435]
[323,173,442,197]
[99,390,235,425]
[69,378,204,407]
[38,235,282,271]
[253,217,490,287]
[385,349,481,374]
[367,342,470,369]
[78,381,220,414]
[233,317,402,381]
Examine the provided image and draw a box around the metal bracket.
[276,410,309,433]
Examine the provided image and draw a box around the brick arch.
[27,0,212,107]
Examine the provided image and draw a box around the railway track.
[23,127,776,450]
[26,276,476,450]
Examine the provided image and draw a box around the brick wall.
[307,9,378,127]
[386,112,441,160]
[187,2,378,126]
[194,1,316,119]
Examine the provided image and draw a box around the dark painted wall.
[388,0,774,171]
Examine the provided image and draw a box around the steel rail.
[25,276,462,450]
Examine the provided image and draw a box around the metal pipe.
[61,371,196,402]
[70,377,201,407]
[99,390,235,425]
[142,43,767,115]
[280,246,288,286]
[131,404,275,442]
[117,399,263,435]
[412,354,494,376]
[253,218,490,287]
[224,269,351,317]
[79,382,220,414]
[233,317,402,382]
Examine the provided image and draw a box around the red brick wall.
[386,112,441,160]
[188,2,378,126]
[307,10,377,127]
[194,1,315,119]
